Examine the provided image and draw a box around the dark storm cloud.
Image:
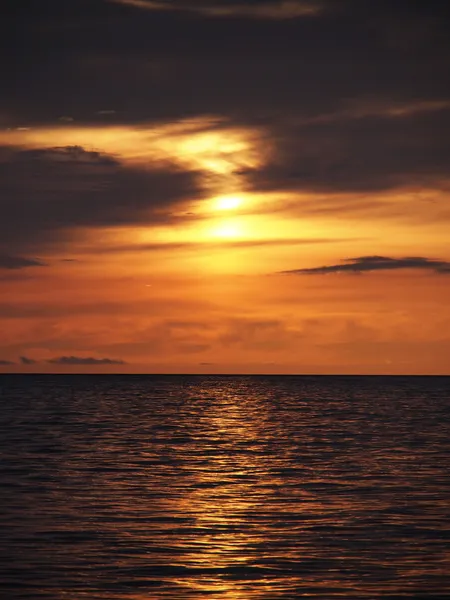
[241,105,450,192]
[0,145,202,253]
[282,255,450,275]
[2,0,449,124]
[47,356,126,365]
[1,0,449,197]
[0,255,47,270]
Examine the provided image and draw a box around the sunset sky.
[1,0,449,374]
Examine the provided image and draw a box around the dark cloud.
[0,145,202,254]
[47,356,126,365]
[0,0,447,209]
[0,255,47,270]
[243,105,450,192]
[20,355,37,364]
[109,0,320,18]
[2,0,449,126]
[0,359,15,365]
[282,255,450,275]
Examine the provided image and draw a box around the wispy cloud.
[87,236,357,255]
[0,255,47,270]
[20,355,37,365]
[282,256,450,275]
[47,356,126,365]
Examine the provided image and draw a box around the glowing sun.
[210,219,243,239]
[214,195,243,211]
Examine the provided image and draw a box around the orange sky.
[1,117,449,374]
[1,0,449,374]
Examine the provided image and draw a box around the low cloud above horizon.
[20,356,37,365]
[0,355,128,368]
[47,356,127,366]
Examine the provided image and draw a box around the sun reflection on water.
[5,377,449,598]
[161,385,302,598]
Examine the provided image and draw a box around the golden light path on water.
[138,384,308,599]
[36,376,448,599]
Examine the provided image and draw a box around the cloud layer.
[47,356,126,365]
[0,145,201,255]
[283,255,450,275]
[3,0,449,127]
[2,0,449,205]
[0,355,127,367]
[1,0,449,375]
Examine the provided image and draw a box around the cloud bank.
[1,0,449,218]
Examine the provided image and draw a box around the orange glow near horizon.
[1,119,450,374]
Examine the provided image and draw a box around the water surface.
[1,375,449,598]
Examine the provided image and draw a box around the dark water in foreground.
[0,375,449,599]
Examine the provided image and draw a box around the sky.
[1,0,449,374]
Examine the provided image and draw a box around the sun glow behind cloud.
[214,195,243,211]
[210,220,243,239]
[1,121,450,370]
[1,117,263,199]
[4,119,447,270]
[2,0,450,376]
[0,118,276,266]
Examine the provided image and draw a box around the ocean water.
[0,375,449,599]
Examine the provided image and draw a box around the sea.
[0,374,449,599]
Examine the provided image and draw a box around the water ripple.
[0,374,449,599]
